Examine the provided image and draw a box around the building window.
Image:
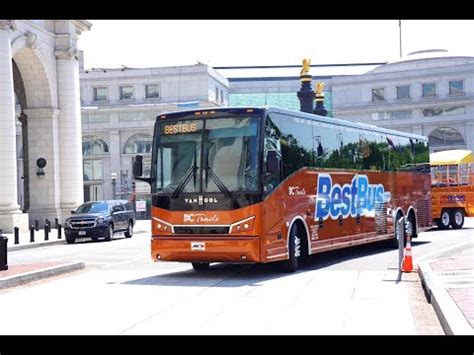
[146,84,160,99]
[422,83,436,97]
[371,88,385,102]
[422,106,465,117]
[220,89,224,103]
[120,86,134,100]
[371,110,412,121]
[396,85,410,100]
[82,113,110,124]
[83,159,103,181]
[123,133,152,154]
[82,136,109,156]
[93,87,107,101]
[119,111,157,122]
[449,80,464,95]
[215,86,219,101]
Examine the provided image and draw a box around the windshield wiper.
[204,142,232,198]
[205,166,231,198]
[171,160,198,199]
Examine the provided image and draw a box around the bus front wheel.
[281,224,300,273]
[436,210,451,230]
[192,262,210,271]
[450,209,464,229]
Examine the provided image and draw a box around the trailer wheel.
[436,210,451,230]
[450,209,464,229]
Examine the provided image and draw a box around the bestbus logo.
[315,174,391,221]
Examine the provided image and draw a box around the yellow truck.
[431,149,474,229]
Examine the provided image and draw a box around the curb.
[8,239,66,252]
[418,261,435,302]
[0,261,85,290]
[418,261,473,335]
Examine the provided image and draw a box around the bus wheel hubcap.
[294,236,301,258]
[442,213,450,226]
[455,212,462,224]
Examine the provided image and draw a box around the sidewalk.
[418,242,474,335]
[0,219,151,290]
[2,219,151,251]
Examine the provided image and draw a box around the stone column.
[0,21,28,232]
[109,130,121,199]
[56,47,84,221]
[24,108,62,225]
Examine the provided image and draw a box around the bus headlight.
[229,216,255,234]
[152,217,174,233]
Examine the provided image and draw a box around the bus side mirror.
[266,151,279,173]
[70,210,75,214]
[133,155,143,178]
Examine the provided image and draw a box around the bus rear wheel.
[436,210,451,230]
[192,262,210,271]
[450,209,464,229]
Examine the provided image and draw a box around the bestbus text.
[315,174,391,220]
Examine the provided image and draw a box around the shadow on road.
[122,238,431,288]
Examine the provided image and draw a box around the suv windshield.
[76,202,109,214]
[154,116,260,194]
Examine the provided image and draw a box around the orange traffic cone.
[402,236,414,272]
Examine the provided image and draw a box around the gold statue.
[315,82,324,96]
[300,58,311,75]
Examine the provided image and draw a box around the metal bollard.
[0,233,7,271]
[14,226,19,245]
[55,218,59,229]
[35,219,39,231]
[58,224,62,239]
[30,225,35,243]
[44,224,49,241]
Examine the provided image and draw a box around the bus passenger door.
[262,115,286,258]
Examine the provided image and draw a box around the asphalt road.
[1,219,472,334]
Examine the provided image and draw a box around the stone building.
[0,20,91,232]
[79,63,228,216]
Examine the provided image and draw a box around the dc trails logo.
[315,174,391,221]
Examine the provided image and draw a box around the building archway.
[12,44,61,222]
[428,126,466,152]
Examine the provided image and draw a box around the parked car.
[64,200,136,244]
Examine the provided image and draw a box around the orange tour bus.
[430,149,474,229]
[133,107,432,272]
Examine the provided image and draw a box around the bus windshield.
[155,116,260,194]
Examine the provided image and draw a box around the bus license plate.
[191,242,205,251]
[78,231,86,236]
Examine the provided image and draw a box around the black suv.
[64,200,136,244]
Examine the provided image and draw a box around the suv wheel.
[66,236,75,244]
[105,224,113,241]
[125,221,133,238]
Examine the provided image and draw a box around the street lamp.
[110,172,117,200]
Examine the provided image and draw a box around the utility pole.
[399,20,403,58]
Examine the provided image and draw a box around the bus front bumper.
[151,236,261,263]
